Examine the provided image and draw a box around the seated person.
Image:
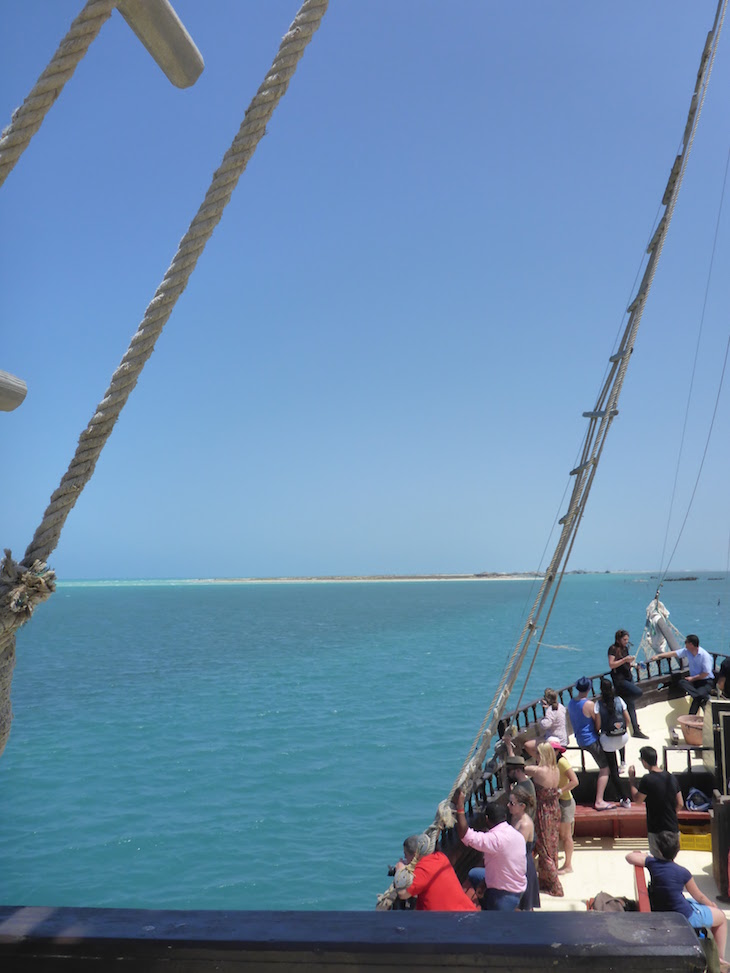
[395,834,477,911]
[626,831,729,970]
[653,635,714,715]
[522,688,568,759]
[717,657,730,697]
[454,790,527,911]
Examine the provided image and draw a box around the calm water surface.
[2,574,728,909]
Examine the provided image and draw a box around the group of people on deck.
[392,626,729,966]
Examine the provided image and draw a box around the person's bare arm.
[676,789,685,810]
[563,763,579,792]
[608,652,636,670]
[685,877,712,908]
[625,851,649,866]
[454,789,468,839]
[627,766,646,803]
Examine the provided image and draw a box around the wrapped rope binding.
[436,798,457,831]
[1,550,56,621]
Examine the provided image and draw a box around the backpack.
[600,699,626,737]
[686,787,712,811]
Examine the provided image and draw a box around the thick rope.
[0,0,115,190]
[23,0,328,568]
[0,0,329,758]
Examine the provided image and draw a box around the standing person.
[522,743,563,897]
[505,755,536,812]
[626,833,729,970]
[548,736,578,874]
[627,745,684,858]
[453,790,527,911]
[595,678,631,808]
[507,789,540,911]
[395,835,478,911]
[653,634,714,715]
[566,676,614,810]
[608,629,648,739]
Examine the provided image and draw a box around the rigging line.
[517,477,572,630]
[660,141,730,581]
[510,440,606,716]
[662,331,730,577]
[660,141,730,574]
[0,0,115,190]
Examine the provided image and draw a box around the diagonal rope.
[0,0,329,758]
[659,141,730,578]
[0,0,115,190]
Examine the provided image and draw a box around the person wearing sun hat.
[548,735,578,873]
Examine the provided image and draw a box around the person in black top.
[627,745,684,859]
[717,657,730,697]
[607,629,648,739]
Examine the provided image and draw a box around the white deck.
[541,695,721,913]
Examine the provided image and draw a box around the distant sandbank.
[192,573,542,584]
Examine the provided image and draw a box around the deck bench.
[573,804,710,839]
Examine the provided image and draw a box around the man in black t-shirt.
[628,745,684,859]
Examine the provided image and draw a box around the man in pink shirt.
[454,789,527,911]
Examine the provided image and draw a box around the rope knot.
[1,549,56,621]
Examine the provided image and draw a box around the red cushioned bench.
[573,805,710,839]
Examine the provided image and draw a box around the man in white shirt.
[653,634,714,715]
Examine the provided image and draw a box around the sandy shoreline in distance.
[191,574,542,584]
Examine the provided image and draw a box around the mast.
[451,0,728,814]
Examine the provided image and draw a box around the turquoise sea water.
[2,573,729,910]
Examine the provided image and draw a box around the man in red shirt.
[395,834,477,911]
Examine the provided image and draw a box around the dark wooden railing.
[480,653,730,805]
[0,905,705,971]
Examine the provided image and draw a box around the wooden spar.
[116,0,204,88]
[0,370,27,412]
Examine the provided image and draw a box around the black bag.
[600,699,626,737]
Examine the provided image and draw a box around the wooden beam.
[0,370,27,412]
[117,0,204,88]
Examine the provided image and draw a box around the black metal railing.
[480,651,730,801]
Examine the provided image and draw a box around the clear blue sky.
[2,2,729,579]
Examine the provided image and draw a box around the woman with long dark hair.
[608,629,648,739]
[595,678,631,808]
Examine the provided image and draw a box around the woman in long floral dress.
[524,743,563,897]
